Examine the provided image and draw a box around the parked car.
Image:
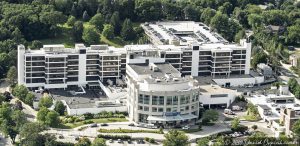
[117,139,123,143]
[90,123,98,127]
[58,135,64,139]
[127,140,132,144]
[271,104,277,107]
[128,123,135,126]
[294,103,300,107]
[232,105,243,111]
[137,123,145,127]
[137,139,145,144]
[174,125,182,129]
[109,139,113,143]
[182,125,190,130]
[101,123,108,126]
[224,109,235,115]
[75,136,80,141]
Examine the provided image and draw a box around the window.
[173,96,178,105]
[138,94,143,103]
[166,108,171,112]
[144,95,150,104]
[159,96,164,105]
[180,95,185,104]
[139,106,143,110]
[167,96,172,105]
[172,107,177,112]
[185,106,189,110]
[144,106,149,111]
[152,107,157,112]
[152,96,158,105]
[211,94,228,98]
[158,108,163,112]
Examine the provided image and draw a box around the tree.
[73,21,84,42]
[14,100,23,110]
[251,50,268,68]
[110,11,121,35]
[89,13,105,31]
[45,111,60,127]
[25,92,35,106]
[293,119,300,137]
[200,8,216,25]
[13,84,28,101]
[20,122,46,146]
[234,29,246,43]
[163,130,189,146]
[0,94,5,104]
[39,94,53,108]
[76,137,92,146]
[287,25,300,44]
[67,16,76,26]
[197,137,209,146]
[102,24,114,39]
[83,10,90,21]
[92,137,106,146]
[30,40,43,49]
[202,109,219,124]
[231,118,240,131]
[37,107,50,122]
[6,66,17,84]
[121,18,136,41]
[82,26,100,45]
[54,101,65,116]
[252,125,258,130]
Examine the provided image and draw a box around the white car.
[182,125,190,130]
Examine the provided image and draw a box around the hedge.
[98,128,163,134]
[97,134,131,140]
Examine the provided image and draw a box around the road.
[44,121,230,143]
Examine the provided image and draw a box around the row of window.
[138,94,199,105]
[138,104,197,112]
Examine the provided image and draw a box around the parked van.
[224,109,235,115]
[232,105,243,111]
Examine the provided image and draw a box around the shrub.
[144,137,150,142]
[98,128,161,134]
[83,120,93,124]
[83,113,93,119]
[97,134,131,140]
[149,138,155,143]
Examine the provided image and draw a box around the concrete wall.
[213,77,256,86]
[17,45,25,85]
[66,105,127,116]
[199,93,237,107]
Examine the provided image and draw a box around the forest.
[0,0,299,79]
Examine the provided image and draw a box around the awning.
[147,114,197,122]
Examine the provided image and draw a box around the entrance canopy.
[147,114,197,122]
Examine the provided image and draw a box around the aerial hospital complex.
[18,21,259,124]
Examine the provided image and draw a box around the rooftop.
[142,21,228,45]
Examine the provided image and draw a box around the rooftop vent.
[149,63,159,72]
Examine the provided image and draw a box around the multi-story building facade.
[126,62,200,125]
[18,21,252,89]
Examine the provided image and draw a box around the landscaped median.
[98,128,164,134]
[59,118,128,129]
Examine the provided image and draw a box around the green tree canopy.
[25,92,35,106]
[37,107,50,122]
[89,13,105,31]
[92,137,107,146]
[38,94,53,108]
[13,84,28,101]
[76,137,92,146]
[163,130,189,146]
[54,101,66,116]
[121,18,136,41]
[6,66,17,84]
[110,11,121,35]
[73,21,84,42]
[102,24,114,39]
[82,26,100,45]
[67,16,76,26]
[202,109,219,124]
[45,111,60,127]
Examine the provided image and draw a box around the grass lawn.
[100,35,125,48]
[98,128,162,134]
[39,24,75,48]
[57,118,128,129]
[180,128,202,133]
[242,115,261,121]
